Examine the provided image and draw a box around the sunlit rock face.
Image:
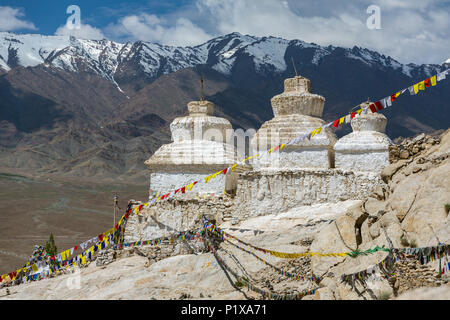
[145,100,238,195]
[251,76,337,169]
[334,102,391,173]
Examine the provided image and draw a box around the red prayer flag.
[74,246,78,251]
[222,168,228,175]
[273,145,280,152]
[369,103,377,113]
[181,187,186,194]
[138,205,143,211]
[375,101,383,110]
[424,78,431,87]
[98,234,103,241]
[115,224,118,231]
[350,112,356,119]
[333,119,339,127]
[174,189,180,194]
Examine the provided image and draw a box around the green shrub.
[445,203,450,215]
[45,233,57,257]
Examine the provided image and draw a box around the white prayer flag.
[386,97,392,107]
[437,71,446,81]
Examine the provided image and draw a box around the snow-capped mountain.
[0,31,445,89]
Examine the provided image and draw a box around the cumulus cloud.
[105,13,212,46]
[192,0,450,64]
[55,22,105,40]
[102,0,449,64]
[0,6,37,31]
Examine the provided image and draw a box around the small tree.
[45,233,57,257]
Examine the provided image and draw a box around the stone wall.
[126,168,385,241]
[124,196,235,242]
[234,168,385,221]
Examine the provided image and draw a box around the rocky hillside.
[1,129,448,300]
[0,32,449,181]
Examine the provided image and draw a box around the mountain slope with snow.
[0,31,446,90]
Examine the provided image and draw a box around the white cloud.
[0,6,37,31]
[191,0,450,64]
[105,13,212,46]
[102,0,449,64]
[55,23,105,40]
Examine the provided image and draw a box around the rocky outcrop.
[308,129,450,299]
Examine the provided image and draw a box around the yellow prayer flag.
[231,164,238,171]
[31,264,38,272]
[280,144,285,151]
[311,129,317,137]
[356,109,362,115]
[431,75,437,86]
[316,127,322,135]
[418,81,425,91]
[156,197,161,202]
[61,252,66,261]
[339,117,345,125]
[204,175,212,183]
[413,83,419,94]
[82,256,87,265]
[134,207,139,214]
[65,249,71,259]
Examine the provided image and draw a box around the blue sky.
[0,0,449,64]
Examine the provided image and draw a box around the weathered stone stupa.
[145,100,238,196]
[334,102,391,172]
[251,75,337,169]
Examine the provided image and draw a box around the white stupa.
[251,75,337,169]
[334,102,391,172]
[145,100,239,196]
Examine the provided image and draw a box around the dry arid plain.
[0,169,147,274]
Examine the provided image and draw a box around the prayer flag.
[386,97,392,107]
[333,119,339,128]
[339,117,345,125]
[350,112,356,119]
[369,103,377,113]
[375,101,383,110]
[418,81,425,91]
[413,83,419,94]
[430,75,437,86]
